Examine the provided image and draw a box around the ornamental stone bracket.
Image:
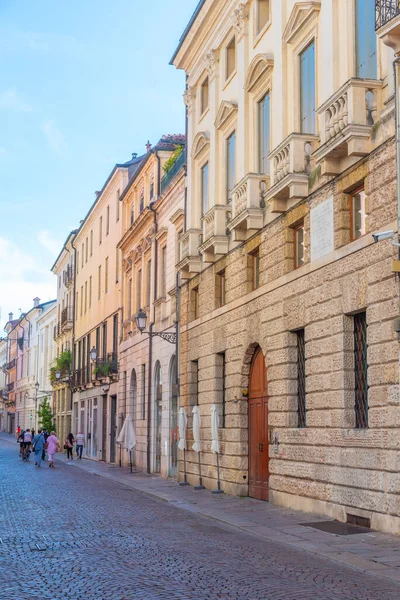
[183,87,196,114]
[232,1,250,39]
[204,49,219,80]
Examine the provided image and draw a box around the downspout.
[394,57,400,256]
[70,236,77,414]
[147,172,159,474]
[184,74,189,232]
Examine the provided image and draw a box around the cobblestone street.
[1,440,400,599]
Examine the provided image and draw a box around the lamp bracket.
[142,330,176,344]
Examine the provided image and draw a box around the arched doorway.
[169,356,178,478]
[154,361,162,473]
[248,346,269,500]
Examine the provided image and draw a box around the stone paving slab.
[2,431,400,588]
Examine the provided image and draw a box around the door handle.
[258,443,264,452]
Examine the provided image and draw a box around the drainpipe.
[70,236,78,416]
[184,75,189,232]
[147,195,158,474]
[394,57,400,256]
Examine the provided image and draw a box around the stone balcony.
[177,229,202,276]
[313,78,383,175]
[264,133,319,212]
[376,0,400,54]
[227,174,269,241]
[199,205,231,263]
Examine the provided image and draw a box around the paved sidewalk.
[3,431,400,585]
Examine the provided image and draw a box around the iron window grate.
[297,329,306,428]
[354,312,368,428]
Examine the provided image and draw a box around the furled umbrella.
[211,404,223,494]
[117,415,136,473]
[192,406,204,489]
[178,407,189,486]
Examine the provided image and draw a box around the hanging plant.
[163,145,184,174]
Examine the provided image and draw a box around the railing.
[95,354,118,380]
[6,359,16,371]
[63,264,74,287]
[0,389,8,400]
[232,174,269,218]
[53,323,61,340]
[269,133,318,188]
[201,205,232,242]
[6,382,14,392]
[61,306,74,327]
[160,151,185,194]
[376,0,400,30]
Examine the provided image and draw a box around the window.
[297,329,306,428]
[146,260,151,306]
[58,275,61,289]
[150,183,154,201]
[96,327,100,355]
[355,0,376,79]
[140,192,144,213]
[217,352,226,428]
[192,286,199,320]
[76,251,79,274]
[75,292,78,320]
[89,276,92,308]
[81,244,84,268]
[98,265,101,300]
[105,257,109,294]
[130,204,135,226]
[106,205,110,235]
[217,270,226,307]
[116,248,119,283]
[201,77,209,114]
[258,92,270,174]
[294,223,305,268]
[141,364,146,419]
[128,277,132,318]
[300,41,316,134]
[351,189,367,240]
[201,162,209,216]
[160,246,166,297]
[136,269,142,311]
[226,37,236,80]
[99,216,103,244]
[251,248,260,290]
[354,312,368,428]
[90,230,93,256]
[113,314,118,356]
[102,322,107,360]
[226,131,236,203]
[190,360,199,412]
[116,190,120,222]
[257,0,270,34]
[84,281,87,314]
[80,285,83,317]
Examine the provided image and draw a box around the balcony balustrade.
[228,174,269,241]
[94,353,118,381]
[177,229,202,276]
[6,358,16,371]
[63,264,74,288]
[160,151,185,194]
[314,78,383,175]
[6,382,14,392]
[376,1,400,58]
[265,133,319,212]
[61,306,74,331]
[199,205,231,263]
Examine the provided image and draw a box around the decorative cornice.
[245,54,274,93]
[191,131,210,159]
[283,1,321,44]
[215,101,238,130]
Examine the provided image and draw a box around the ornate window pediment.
[191,131,210,159]
[245,54,274,92]
[215,101,238,130]
[283,1,321,44]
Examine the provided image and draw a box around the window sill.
[223,70,237,90]
[198,107,209,124]
[253,20,272,48]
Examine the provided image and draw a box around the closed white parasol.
[211,404,220,454]
[178,407,187,451]
[192,405,201,452]
[117,415,136,452]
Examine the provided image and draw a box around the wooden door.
[248,347,269,500]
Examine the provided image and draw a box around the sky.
[0,0,198,330]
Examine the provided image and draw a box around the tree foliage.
[37,397,56,432]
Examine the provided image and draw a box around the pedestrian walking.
[41,429,49,462]
[16,425,21,440]
[64,432,75,460]
[75,431,85,459]
[46,431,60,468]
[22,428,32,461]
[32,429,46,468]
[17,430,24,457]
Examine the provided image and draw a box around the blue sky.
[0,0,197,329]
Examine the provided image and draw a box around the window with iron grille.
[297,329,306,428]
[354,312,368,428]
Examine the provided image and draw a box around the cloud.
[38,231,60,256]
[0,88,32,112]
[42,119,66,153]
[0,237,56,330]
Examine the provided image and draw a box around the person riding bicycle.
[22,428,32,461]
[18,430,24,457]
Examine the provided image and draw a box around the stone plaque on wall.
[310,196,334,262]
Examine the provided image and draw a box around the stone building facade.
[118,135,185,476]
[172,0,400,535]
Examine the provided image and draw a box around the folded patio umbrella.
[178,407,187,451]
[117,415,136,451]
[211,404,220,454]
[192,405,201,452]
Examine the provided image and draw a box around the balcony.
[0,389,8,401]
[228,174,269,241]
[5,358,16,371]
[199,205,231,263]
[94,353,118,382]
[177,229,202,276]
[376,1,400,53]
[63,264,74,288]
[6,382,14,392]
[265,133,319,212]
[61,306,74,331]
[314,78,383,175]
[160,151,185,194]
[53,323,61,340]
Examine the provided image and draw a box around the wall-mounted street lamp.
[134,309,176,345]
[90,346,98,362]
